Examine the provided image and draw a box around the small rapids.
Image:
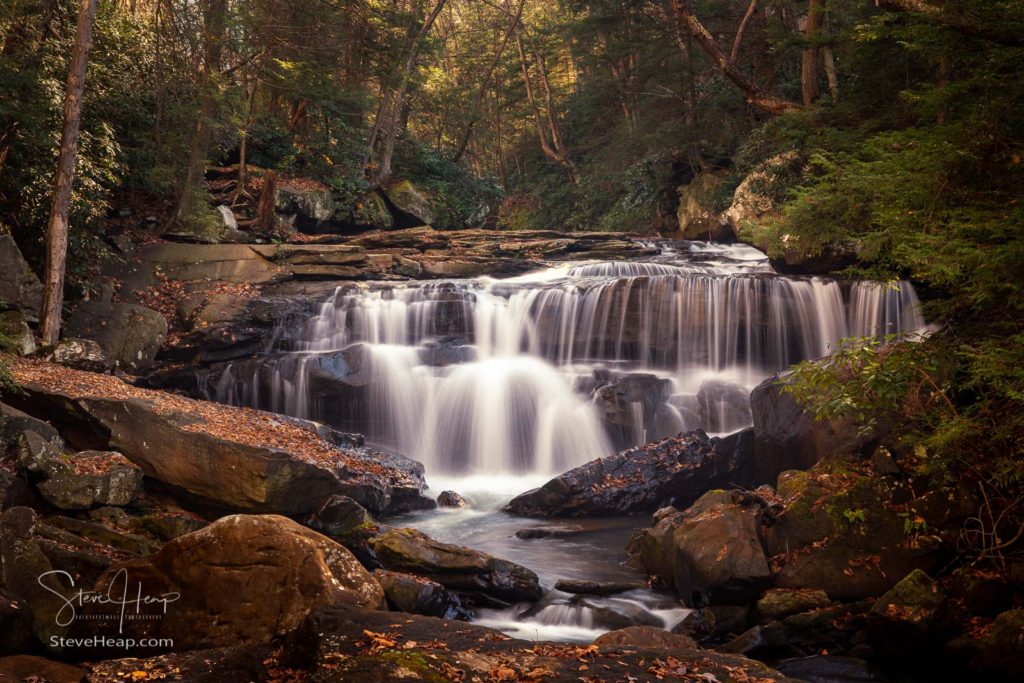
[398,476,690,643]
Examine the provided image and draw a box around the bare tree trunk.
[801,0,822,105]
[669,0,801,116]
[451,0,525,163]
[170,0,227,229]
[39,0,98,345]
[374,0,449,187]
[514,27,575,180]
[730,0,758,61]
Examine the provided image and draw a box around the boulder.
[554,578,647,595]
[721,152,799,234]
[65,301,167,373]
[0,311,34,355]
[0,234,42,317]
[95,515,384,651]
[303,494,387,568]
[50,338,112,373]
[675,172,731,241]
[667,491,772,604]
[13,429,67,478]
[751,372,875,484]
[697,379,752,433]
[506,429,754,517]
[36,451,144,510]
[436,490,467,507]
[374,569,470,620]
[774,656,881,683]
[515,524,584,539]
[948,609,1024,679]
[349,191,394,230]
[8,360,433,516]
[369,527,542,605]
[385,179,436,226]
[84,644,275,683]
[275,179,335,230]
[756,588,831,623]
[867,569,948,654]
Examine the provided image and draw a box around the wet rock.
[554,578,647,595]
[0,234,43,317]
[0,311,35,355]
[774,655,881,682]
[696,379,752,433]
[96,515,384,651]
[515,524,584,539]
[36,451,144,510]
[718,622,788,655]
[50,337,112,372]
[374,569,471,620]
[436,490,467,507]
[587,370,681,449]
[751,372,877,483]
[385,179,436,226]
[304,494,386,568]
[594,625,699,650]
[505,430,753,517]
[756,588,831,622]
[370,527,542,605]
[66,301,167,373]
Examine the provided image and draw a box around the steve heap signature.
[37,568,181,632]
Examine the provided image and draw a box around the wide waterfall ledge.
[196,240,927,478]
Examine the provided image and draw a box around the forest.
[0,1,1023,682]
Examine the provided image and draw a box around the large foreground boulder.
[505,429,755,517]
[370,527,542,605]
[7,359,433,516]
[66,301,167,373]
[93,515,384,652]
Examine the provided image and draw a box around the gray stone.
[385,180,436,226]
[0,311,34,355]
[36,451,144,510]
[0,235,42,317]
[51,338,112,373]
[65,301,167,373]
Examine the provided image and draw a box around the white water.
[203,241,926,475]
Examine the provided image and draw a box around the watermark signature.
[37,568,181,634]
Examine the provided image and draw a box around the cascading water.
[203,241,926,475]
[198,239,928,642]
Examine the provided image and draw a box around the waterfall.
[202,242,926,474]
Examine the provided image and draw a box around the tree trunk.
[514,27,575,181]
[669,0,801,116]
[170,0,227,229]
[451,0,525,163]
[801,0,822,105]
[373,0,449,187]
[39,0,98,345]
[731,0,758,62]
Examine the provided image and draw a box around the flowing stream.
[199,241,927,641]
